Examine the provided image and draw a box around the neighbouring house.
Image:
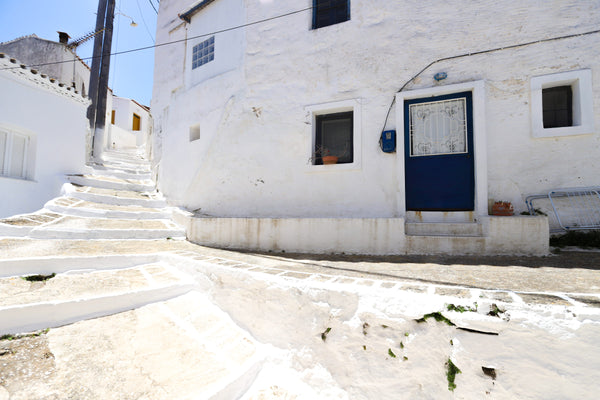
[108,96,152,156]
[0,33,89,97]
[0,33,152,159]
[151,0,599,255]
[0,53,89,218]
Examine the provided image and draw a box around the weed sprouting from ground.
[446,359,462,391]
[446,303,478,313]
[488,303,505,318]
[388,348,396,358]
[0,328,50,341]
[550,231,600,249]
[415,312,456,326]
[21,273,56,282]
[321,327,331,342]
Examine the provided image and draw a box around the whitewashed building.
[0,53,89,218]
[0,33,153,160]
[107,96,152,155]
[152,0,600,255]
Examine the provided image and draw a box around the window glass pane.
[314,0,349,29]
[192,36,215,69]
[0,131,6,175]
[315,111,353,164]
[409,98,467,156]
[9,134,27,178]
[542,86,572,128]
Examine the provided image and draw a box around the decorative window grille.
[409,98,468,157]
[192,36,215,69]
[0,130,29,179]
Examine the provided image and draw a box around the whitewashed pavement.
[1,149,600,399]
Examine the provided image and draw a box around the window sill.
[305,161,361,173]
[0,175,35,182]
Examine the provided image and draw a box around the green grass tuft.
[321,327,332,342]
[21,273,56,282]
[415,312,456,326]
[446,359,462,391]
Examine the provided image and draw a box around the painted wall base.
[181,215,549,256]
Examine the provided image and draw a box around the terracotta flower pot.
[492,202,514,216]
[322,155,338,165]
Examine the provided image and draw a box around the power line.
[136,0,156,43]
[0,6,312,71]
[147,0,158,14]
[379,27,600,133]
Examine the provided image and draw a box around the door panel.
[404,91,474,211]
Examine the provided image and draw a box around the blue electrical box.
[380,130,396,153]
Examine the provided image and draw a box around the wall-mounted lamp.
[434,72,447,81]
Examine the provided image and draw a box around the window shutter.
[9,134,27,178]
[0,131,6,175]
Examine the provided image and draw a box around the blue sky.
[0,0,157,106]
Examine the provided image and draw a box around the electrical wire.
[0,6,312,70]
[147,0,158,14]
[136,0,156,43]
[379,28,600,133]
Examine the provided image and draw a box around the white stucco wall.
[153,0,600,219]
[0,55,89,218]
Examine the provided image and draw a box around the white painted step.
[44,196,171,220]
[67,174,155,192]
[63,183,167,208]
[82,164,152,181]
[0,263,195,335]
[405,222,484,237]
[3,291,263,399]
[86,162,151,177]
[27,215,185,240]
[405,235,487,255]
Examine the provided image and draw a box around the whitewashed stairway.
[3,149,185,240]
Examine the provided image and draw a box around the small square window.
[314,111,353,165]
[542,86,572,128]
[312,0,350,29]
[531,69,594,138]
[192,36,215,69]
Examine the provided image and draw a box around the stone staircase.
[0,149,185,240]
[0,150,263,399]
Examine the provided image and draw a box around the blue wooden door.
[404,91,474,211]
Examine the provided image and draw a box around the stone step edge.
[0,254,162,278]
[0,283,195,336]
[27,227,186,240]
[85,164,152,178]
[44,200,171,220]
[67,175,155,192]
[62,184,167,208]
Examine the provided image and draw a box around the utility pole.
[88,0,115,162]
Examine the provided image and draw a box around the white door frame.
[396,80,488,221]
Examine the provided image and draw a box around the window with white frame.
[192,36,215,69]
[0,130,30,179]
[306,99,361,167]
[531,69,594,138]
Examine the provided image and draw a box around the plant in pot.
[310,144,349,165]
[492,200,514,216]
